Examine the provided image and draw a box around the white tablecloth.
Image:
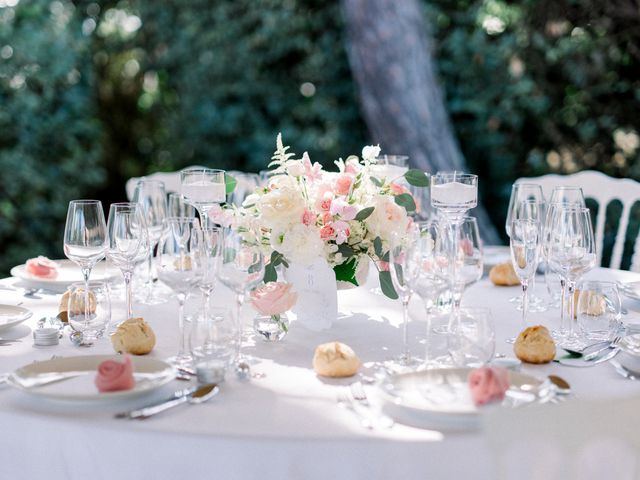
[1,267,640,480]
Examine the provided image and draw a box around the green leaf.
[394,193,416,213]
[263,263,277,283]
[404,169,429,187]
[355,206,374,221]
[248,261,262,274]
[333,257,358,286]
[370,177,384,187]
[225,174,238,195]
[373,236,383,258]
[379,270,398,300]
[337,243,355,258]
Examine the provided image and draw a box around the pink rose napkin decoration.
[468,366,509,407]
[250,282,297,332]
[95,355,135,393]
[25,256,59,279]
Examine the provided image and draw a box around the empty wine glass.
[576,281,622,341]
[216,226,264,375]
[106,203,149,322]
[66,281,111,345]
[193,226,222,326]
[157,217,203,366]
[448,308,496,367]
[389,224,423,367]
[133,180,168,305]
[550,186,586,207]
[546,206,597,343]
[63,200,108,316]
[509,199,543,339]
[180,168,225,226]
[168,192,197,218]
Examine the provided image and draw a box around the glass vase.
[253,312,289,342]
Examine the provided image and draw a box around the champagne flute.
[389,224,423,367]
[157,217,203,366]
[63,200,108,320]
[133,180,168,304]
[106,203,149,321]
[509,199,543,339]
[193,226,222,326]
[216,226,264,377]
[180,168,225,226]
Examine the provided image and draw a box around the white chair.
[484,395,640,480]
[518,170,640,271]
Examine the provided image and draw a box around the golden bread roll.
[59,289,97,315]
[489,262,520,286]
[111,317,156,355]
[514,325,556,364]
[313,341,360,378]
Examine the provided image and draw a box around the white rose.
[362,144,381,163]
[365,195,409,244]
[279,224,324,266]
[242,193,260,208]
[258,186,305,227]
[285,160,305,177]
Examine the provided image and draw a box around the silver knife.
[124,383,218,419]
[114,386,198,419]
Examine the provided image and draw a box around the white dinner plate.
[0,304,33,332]
[10,259,120,292]
[6,355,175,403]
[378,368,547,431]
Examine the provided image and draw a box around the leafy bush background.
[1,0,638,275]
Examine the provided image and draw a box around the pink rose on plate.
[95,355,135,393]
[468,366,509,406]
[250,282,297,317]
[334,174,353,196]
[25,256,59,279]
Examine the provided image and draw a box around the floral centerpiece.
[215,134,429,300]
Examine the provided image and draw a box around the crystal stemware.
[157,217,203,366]
[448,307,496,367]
[106,203,149,322]
[193,226,222,326]
[66,281,111,345]
[63,200,108,314]
[216,226,264,374]
[180,168,225,226]
[168,192,197,218]
[132,179,168,305]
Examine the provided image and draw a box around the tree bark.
[342,0,500,243]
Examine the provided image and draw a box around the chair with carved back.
[518,170,640,271]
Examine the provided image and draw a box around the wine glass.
[430,172,478,223]
[448,308,496,367]
[505,183,546,312]
[133,179,168,304]
[190,306,237,380]
[550,186,586,207]
[546,206,597,344]
[509,199,543,340]
[180,168,225,226]
[216,226,264,376]
[389,224,423,367]
[63,200,108,312]
[66,281,111,345]
[168,192,197,218]
[193,226,222,326]
[157,217,203,366]
[106,203,149,322]
[413,220,448,367]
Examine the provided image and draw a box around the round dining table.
[0,264,639,480]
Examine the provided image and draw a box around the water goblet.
[180,168,225,226]
[133,179,168,304]
[66,281,111,346]
[106,203,149,322]
[576,281,622,342]
[448,307,496,367]
[190,307,237,382]
[157,217,203,366]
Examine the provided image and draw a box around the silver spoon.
[548,375,571,395]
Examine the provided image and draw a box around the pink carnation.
[320,224,335,240]
[334,174,353,196]
[250,282,297,316]
[302,208,315,226]
[316,191,333,212]
[321,212,332,225]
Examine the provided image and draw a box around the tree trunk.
[341,0,500,244]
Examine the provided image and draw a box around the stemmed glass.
[106,203,149,322]
[193,226,222,326]
[180,168,225,226]
[546,206,597,343]
[168,192,197,218]
[550,186,586,207]
[509,199,543,340]
[389,224,423,367]
[132,180,168,304]
[157,217,203,366]
[216,226,264,376]
[63,200,108,312]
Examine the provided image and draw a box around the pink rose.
[250,282,297,316]
[321,212,332,225]
[390,182,409,195]
[95,355,135,393]
[320,224,336,240]
[334,174,353,196]
[330,198,358,221]
[468,367,509,406]
[26,256,59,279]
[301,208,315,226]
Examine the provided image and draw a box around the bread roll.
[489,262,520,286]
[573,289,606,319]
[313,342,360,378]
[111,317,156,355]
[58,289,97,322]
[514,325,556,364]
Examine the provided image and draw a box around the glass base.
[253,314,289,342]
[166,353,193,368]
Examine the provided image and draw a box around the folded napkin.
[95,355,135,393]
[468,366,509,407]
[25,256,59,279]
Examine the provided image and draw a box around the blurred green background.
[1,0,639,275]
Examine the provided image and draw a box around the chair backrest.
[518,170,640,271]
[484,395,640,480]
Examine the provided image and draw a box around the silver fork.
[583,335,622,361]
[337,391,373,429]
[350,382,394,429]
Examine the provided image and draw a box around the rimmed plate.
[6,355,175,403]
[378,368,547,431]
[619,281,640,301]
[0,304,33,332]
[10,259,120,292]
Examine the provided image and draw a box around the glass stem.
[567,281,576,337]
[448,289,462,333]
[236,292,245,363]
[81,266,91,322]
[521,281,529,329]
[177,293,186,358]
[402,296,411,364]
[203,289,211,324]
[123,270,133,320]
[559,278,566,334]
[424,305,432,366]
[145,244,154,293]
